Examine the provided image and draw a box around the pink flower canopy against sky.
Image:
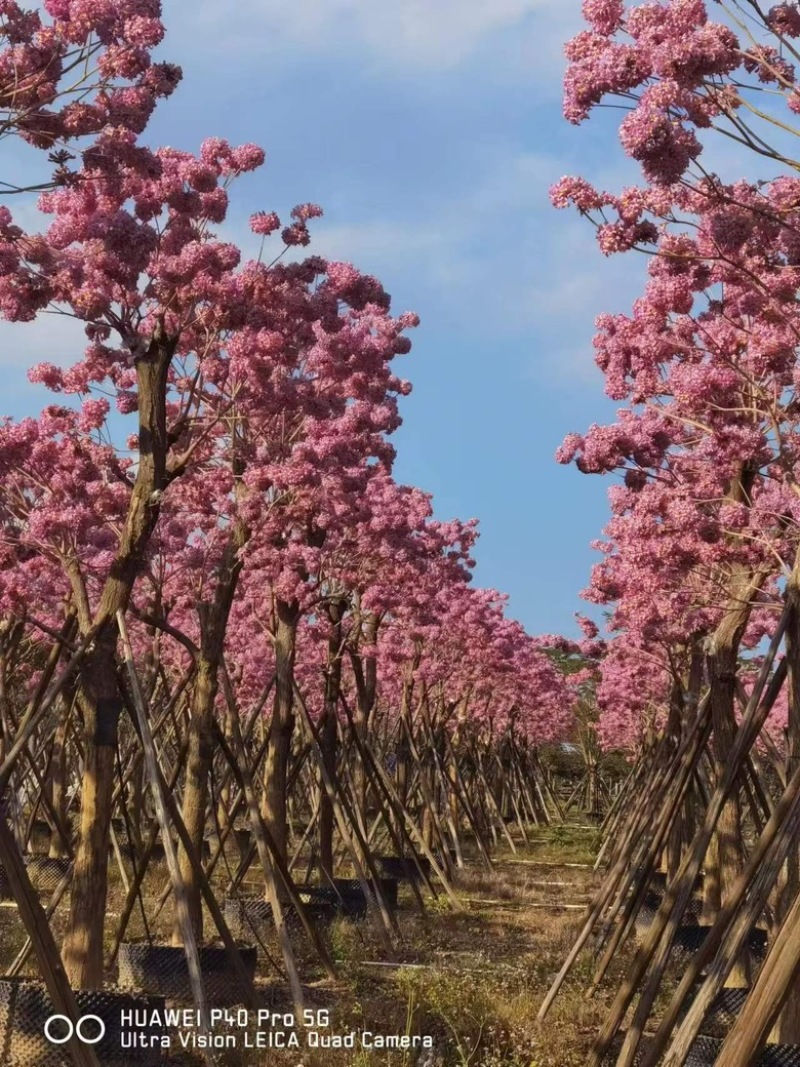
[0,0,638,642]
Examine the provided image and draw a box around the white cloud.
[0,312,86,369]
[524,218,648,387]
[298,149,646,361]
[304,219,459,282]
[0,311,87,417]
[292,150,556,318]
[302,152,557,287]
[0,148,640,404]
[166,0,578,74]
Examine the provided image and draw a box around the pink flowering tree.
[371,579,570,851]
[0,134,305,985]
[546,4,800,1028]
[551,0,800,1010]
[0,0,180,191]
[212,258,416,870]
[291,475,473,875]
[0,0,582,992]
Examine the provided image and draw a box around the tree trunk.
[318,602,344,880]
[215,705,234,854]
[770,563,800,1043]
[318,709,338,877]
[421,762,435,850]
[48,699,70,859]
[394,654,419,849]
[173,661,217,944]
[446,733,461,855]
[702,564,768,987]
[63,629,121,988]
[704,642,746,935]
[262,599,299,867]
[174,522,246,945]
[62,332,175,989]
[349,614,378,861]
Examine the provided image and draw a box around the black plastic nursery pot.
[297,883,368,920]
[634,892,704,934]
[112,841,139,863]
[111,817,131,842]
[0,862,12,900]
[234,827,253,858]
[371,876,400,909]
[684,1036,800,1066]
[611,1032,800,1067]
[677,986,748,1040]
[112,840,175,869]
[331,876,400,910]
[632,918,768,972]
[286,900,339,931]
[635,868,705,894]
[117,941,257,1004]
[147,843,167,866]
[201,828,250,864]
[201,831,226,858]
[223,894,338,942]
[224,895,273,941]
[0,978,166,1067]
[667,925,768,970]
[674,986,800,1048]
[374,854,432,883]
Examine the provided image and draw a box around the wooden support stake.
[117,613,214,1067]
[0,810,99,1067]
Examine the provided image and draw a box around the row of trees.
[549,1,800,1064]
[0,0,572,998]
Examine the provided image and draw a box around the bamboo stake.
[538,700,710,1021]
[212,714,337,982]
[338,691,428,913]
[589,709,712,992]
[117,613,213,1065]
[0,618,89,791]
[714,887,800,1067]
[0,810,100,1067]
[647,748,800,1067]
[293,682,398,947]
[606,641,788,1067]
[223,702,307,1008]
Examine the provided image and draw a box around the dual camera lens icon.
[43,1014,106,1045]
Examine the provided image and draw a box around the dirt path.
[171,826,630,1067]
[0,826,620,1067]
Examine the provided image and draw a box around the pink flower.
[77,397,109,431]
[230,144,266,173]
[550,175,606,211]
[250,211,280,236]
[767,4,800,37]
[282,222,311,247]
[290,203,324,222]
[28,362,64,390]
[582,0,624,35]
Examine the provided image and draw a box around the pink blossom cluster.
[0,0,180,159]
[0,113,569,753]
[550,2,800,752]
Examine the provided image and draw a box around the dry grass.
[1,824,628,1067]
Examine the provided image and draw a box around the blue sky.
[2,1,658,638]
